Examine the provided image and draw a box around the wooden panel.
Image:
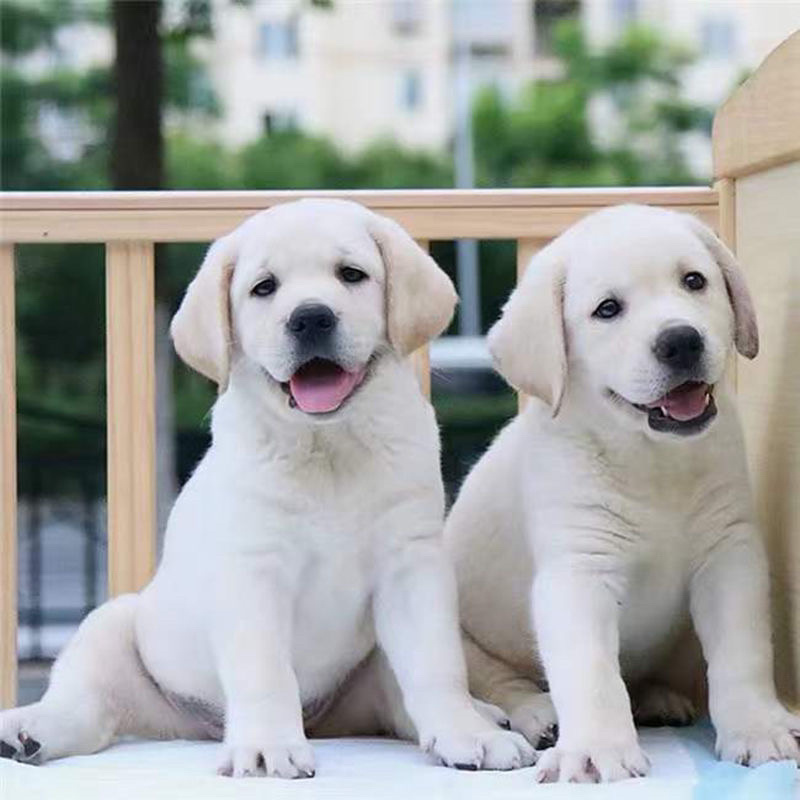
[0,188,719,244]
[515,238,547,412]
[410,240,432,397]
[0,245,16,708]
[713,31,800,179]
[716,178,738,390]
[410,346,431,399]
[106,242,156,596]
[733,162,800,706]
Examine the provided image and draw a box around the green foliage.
[473,20,711,189]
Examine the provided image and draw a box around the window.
[398,70,422,111]
[392,0,423,35]
[534,0,580,57]
[258,18,299,59]
[701,17,737,59]
[612,0,638,25]
[263,110,298,135]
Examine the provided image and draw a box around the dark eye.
[339,265,368,284]
[593,298,623,320]
[251,276,277,297]
[683,271,706,291]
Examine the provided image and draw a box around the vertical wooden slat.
[515,238,546,412]
[411,239,432,398]
[106,242,156,596]
[0,245,17,708]
[716,178,738,390]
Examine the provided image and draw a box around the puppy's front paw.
[424,726,536,771]
[534,740,649,783]
[218,739,316,779]
[715,704,800,767]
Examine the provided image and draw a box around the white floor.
[1,726,798,800]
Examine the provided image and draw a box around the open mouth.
[281,358,367,414]
[623,381,718,436]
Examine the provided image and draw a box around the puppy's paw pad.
[430,728,536,771]
[633,684,696,727]
[218,741,315,779]
[534,742,649,783]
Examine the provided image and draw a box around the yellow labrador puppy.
[0,199,533,777]
[445,205,800,783]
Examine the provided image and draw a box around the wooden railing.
[0,186,719,707]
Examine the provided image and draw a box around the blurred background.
[3,0,799,699]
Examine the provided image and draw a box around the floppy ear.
[170,230,240,391]
[488,245,567,415]
[684,215,759,359]
[368,214,458,356]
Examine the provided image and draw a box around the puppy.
[445,205,800,782]
[0,199,533,776]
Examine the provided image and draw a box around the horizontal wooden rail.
[0,187,719,242]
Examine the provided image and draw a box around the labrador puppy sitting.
[445,205,800,782]
[0,199,533,777]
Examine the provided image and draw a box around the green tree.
[473,22,712,190]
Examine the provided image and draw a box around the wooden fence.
[0,186,719,707]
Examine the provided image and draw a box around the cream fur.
[0,199,531,778]
[445,205,799,783]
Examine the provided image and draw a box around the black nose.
[653,325,705,370]
[287,303,337,344]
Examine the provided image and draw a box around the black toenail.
[454,762,478,771]
[20,736,41,758]
[0,741,16,759]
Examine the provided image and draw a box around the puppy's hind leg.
[463,635,558,750]
[0,594,197,764]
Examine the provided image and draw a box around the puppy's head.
[171,199,456,421]
[489,205,757,439]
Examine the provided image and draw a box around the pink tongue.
[649,383,709,422]
[289,361,365,413]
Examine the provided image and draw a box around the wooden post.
[716,178,738,389]
[515,238,545,412]
[106,242,156,596]
[410,240,432,397]
[0,244,17,708]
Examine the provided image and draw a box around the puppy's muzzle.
[287,303,338,351]
[653,325,704,372]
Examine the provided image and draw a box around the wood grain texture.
[0,188,718,243]
[713,31,800,179]
[515,238,548,412]
[733,161,800,707]
[410,240,432,398]
[0,245,17,708]
[716,178,739,389]
[106,242,157,596]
